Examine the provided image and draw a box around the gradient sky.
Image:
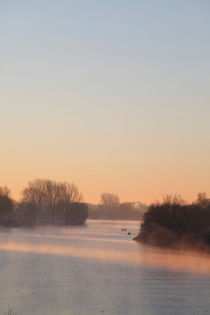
[1,0,210,204]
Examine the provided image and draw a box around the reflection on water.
[0,220,210,315]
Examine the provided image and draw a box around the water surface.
[0,220,210,315]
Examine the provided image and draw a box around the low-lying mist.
[1,224,210,275]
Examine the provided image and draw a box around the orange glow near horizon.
[2,167,209,205]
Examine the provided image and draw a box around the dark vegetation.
[0,179,88,227]
[88,193,147,220]
[0,187,14,226]
[0,183,146,228]
[134,193,210,250]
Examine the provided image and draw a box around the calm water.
[0,220,210,315]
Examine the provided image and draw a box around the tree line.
[88,192,147,220]
[0,179,88,227]
[0,182,148,227]
[134,193,210,249]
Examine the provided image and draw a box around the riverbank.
[134,197,210,252]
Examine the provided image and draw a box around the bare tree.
[0,186,10,197]
[162,194,184,206]
[196,192,209,208]
[100,193,120,208]
[22,179,82,210]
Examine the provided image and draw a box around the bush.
[65,202,88,225]
[0,188,14,226]
[15,202,39,227]
[135,195,210,248]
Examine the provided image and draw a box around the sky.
[1,0,210,204]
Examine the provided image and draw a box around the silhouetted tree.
[21,179,86,225]
[22,179,82,209]
[162,194,185,206]
[100,193,120,208]
[0,186,14,225]
[88,199,147,220]
[65,202,88,225]
[135,194,210,248]
[16,202,39,226]
[196,192,210,208]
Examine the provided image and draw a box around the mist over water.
[0,220,210,314]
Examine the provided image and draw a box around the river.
[0,220,210,315]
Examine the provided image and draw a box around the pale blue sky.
[1,0,210,203]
